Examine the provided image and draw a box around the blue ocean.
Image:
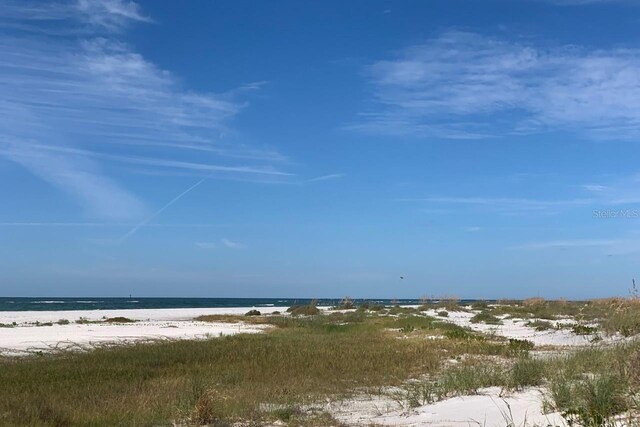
[0,297,442,312]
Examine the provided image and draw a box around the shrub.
[437,311,449,317]
[572,324,597,335]
[191,389,227,426]
[104,317,136,323]
[508,338,534,353]
[337,296,354,310]
[526,320,554,331]
[35,321,53,327]
[470,311,502,325]
[471,300,489,310]
[245,310,261,316]
[400,325,415,334]
[271,406,300,422]
[287,303,320,316]
[359,302,385,311]
[57,319,70,325]
[441,324,482,340]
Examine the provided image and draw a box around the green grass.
[0,315,444,426]
[470,311,503,325]
[4,301,640,426]
[526,319,554,331]
[286,303,321,316]
[545,342,640,426]
[103,317,137,323]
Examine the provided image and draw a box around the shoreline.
[0,306,289,356]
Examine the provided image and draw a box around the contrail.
[119,177,208,243]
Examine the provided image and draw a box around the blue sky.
[2,0,640,298]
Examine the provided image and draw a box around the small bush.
[572,324,597,335]
[35,321,53,327]
[470,311,502,325]
[337,296,354,310]
[471,300,489,310]
[441,324,482,340]
[104,317,136,323]
[437,311,449,317]
[245,310,261,316]
[192,389,227,425]
[271,406,300,422]
[526,320,554,331]
[400,325,415,334]
[508,338,534,353]
[56,319,70,325]
[360,302,385,311]
[287,304,320,316]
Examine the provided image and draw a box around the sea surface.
[0,297,477,312]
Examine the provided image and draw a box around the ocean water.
[0,297,451,312]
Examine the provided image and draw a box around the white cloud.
[0,0,150,33]
[221,238,245,249]
[4,139,144,220]
[307,173,345,182]
[355,31,640,139]
[0,1,289,219]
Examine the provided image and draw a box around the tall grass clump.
[287,300,321,316]
[470,311,502,325]
[546,343,640,426]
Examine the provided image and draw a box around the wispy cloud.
[0,0,289,219]
[399,196,593,214]
[3,140,145,219]
[196,239,245,250]
[307,173,345,182]
[582,174,640,205]
[514,237,640,255]
[0,222,226,227]
[353,31,640,139]
[195,242,217,249]
[221,238,245,249]
[0,0,150,33]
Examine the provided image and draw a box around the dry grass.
[0,314,445,426]
[4,299,640,426]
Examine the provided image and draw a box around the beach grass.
[0,313,449,426]
[3,300,640,426]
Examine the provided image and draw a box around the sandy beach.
[0,306,287,356]
[0,305,636,427]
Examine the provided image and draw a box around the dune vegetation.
[1,298,640,426]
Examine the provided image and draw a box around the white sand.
[331,387,565,427]
[423,308,610,347]
[0,306,288,356]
